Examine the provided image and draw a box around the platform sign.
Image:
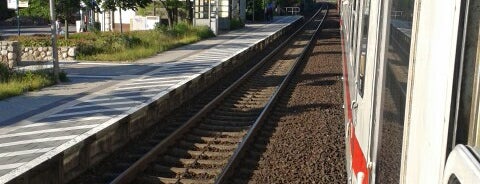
[19,0,29,8]
[8,0,28,36]
[7,0,17,9]
[7,0,28,9]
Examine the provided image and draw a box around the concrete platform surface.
[0,16,302,182]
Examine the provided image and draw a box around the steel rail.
[214,4,330,184]
[110,5,328,184]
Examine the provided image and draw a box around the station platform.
[0,16,302,183]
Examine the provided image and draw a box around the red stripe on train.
[339,18,369,184]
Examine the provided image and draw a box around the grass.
[76,25,214,61]
[0,68,67,100]
[9,22,215,62]
[83,47,158,61]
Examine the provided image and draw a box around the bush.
[59,70,69,82]
[195,26,215,39]
[230,19,245,30]
[0,64,11,82]
[9,22,215,61]
[88,22,101,32]
[56,37,81,47]
[69,32,100,40]
[155,23,169,33]
[76,42,98,56]
[9,35,84,47]
[120,34,142,48]
[13,36,51,47]
[172,22,190,36]
[98,33,142,51]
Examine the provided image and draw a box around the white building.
[81,1,156,32]
[80,0,246,33]
[97,9,136,32]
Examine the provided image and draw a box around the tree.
[137,0,191,27]
[136,2,157,16]
[48,0,60,83]
[185,0,192,24]
[157,0,182,27]
[56,0,82,39]
[19,0,50,20]
[100,0,152,10]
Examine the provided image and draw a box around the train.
[339,0,480,183]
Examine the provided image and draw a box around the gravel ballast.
[231,7,347,184]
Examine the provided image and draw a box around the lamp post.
[16,0,20,36]
[253,0,255,21]
[153,1,157,16]
[49,0,60,83]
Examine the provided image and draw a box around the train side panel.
[341,0,480,183]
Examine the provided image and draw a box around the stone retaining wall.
[0,41,76,68]
[0,41,20,68]
[21,47,76,62]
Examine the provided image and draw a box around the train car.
[339,0,480,183]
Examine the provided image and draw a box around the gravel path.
[231,7,347,184]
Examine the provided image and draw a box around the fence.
[285,7,300,15]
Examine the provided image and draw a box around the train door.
[443,0,480,183]
[341,1,354,183]
[341,0,362,183]
[349,0,376,183]
[344,0,384,183]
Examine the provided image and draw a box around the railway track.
[73,4,328,184]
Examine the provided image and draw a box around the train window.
[351,0,358,56]
[468,35,480,148]
[356,0,370,97]
[350,0,360,76]
[450,0,480,151]
[376,0,414,183]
